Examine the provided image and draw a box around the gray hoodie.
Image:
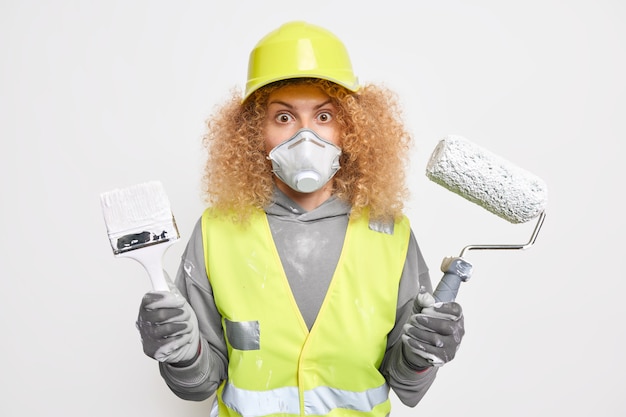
[159,188,438,408]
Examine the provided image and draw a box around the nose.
[300,119,313,131]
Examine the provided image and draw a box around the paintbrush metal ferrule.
[109,216,179,255]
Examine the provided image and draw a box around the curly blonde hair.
[202,78,412,221]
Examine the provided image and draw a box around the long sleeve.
[380,231,439,407]
[158,218,228,401]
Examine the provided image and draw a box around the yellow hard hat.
[244,21,360,100]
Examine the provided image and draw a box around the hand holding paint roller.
[425,135,548,302]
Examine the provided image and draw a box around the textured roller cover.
[426,135,548,224]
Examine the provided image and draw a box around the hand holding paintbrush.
[100,181,201,364]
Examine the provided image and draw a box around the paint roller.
[426,135,548,303]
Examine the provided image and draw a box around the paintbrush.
[100,180,180,291]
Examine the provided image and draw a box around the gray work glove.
[401,289,465,369]
[136,286,200,365]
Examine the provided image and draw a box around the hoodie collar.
[265,187,351,222]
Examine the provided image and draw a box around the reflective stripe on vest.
[221,381,389,416]
[202,208,410,417]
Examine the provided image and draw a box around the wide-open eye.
[275,112,294,123]
[317,111,333,123]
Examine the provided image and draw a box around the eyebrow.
[268,99,333,110]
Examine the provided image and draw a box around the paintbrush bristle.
[100,181,180,255]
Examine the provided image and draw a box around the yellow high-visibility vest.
[201,208,411,416]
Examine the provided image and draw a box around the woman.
[136,21,465,416]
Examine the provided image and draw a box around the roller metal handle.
[432,212,546,302]
[433,257,473,303]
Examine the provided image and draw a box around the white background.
[2,0,624,415]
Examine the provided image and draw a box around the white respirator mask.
[267,128,342,193]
